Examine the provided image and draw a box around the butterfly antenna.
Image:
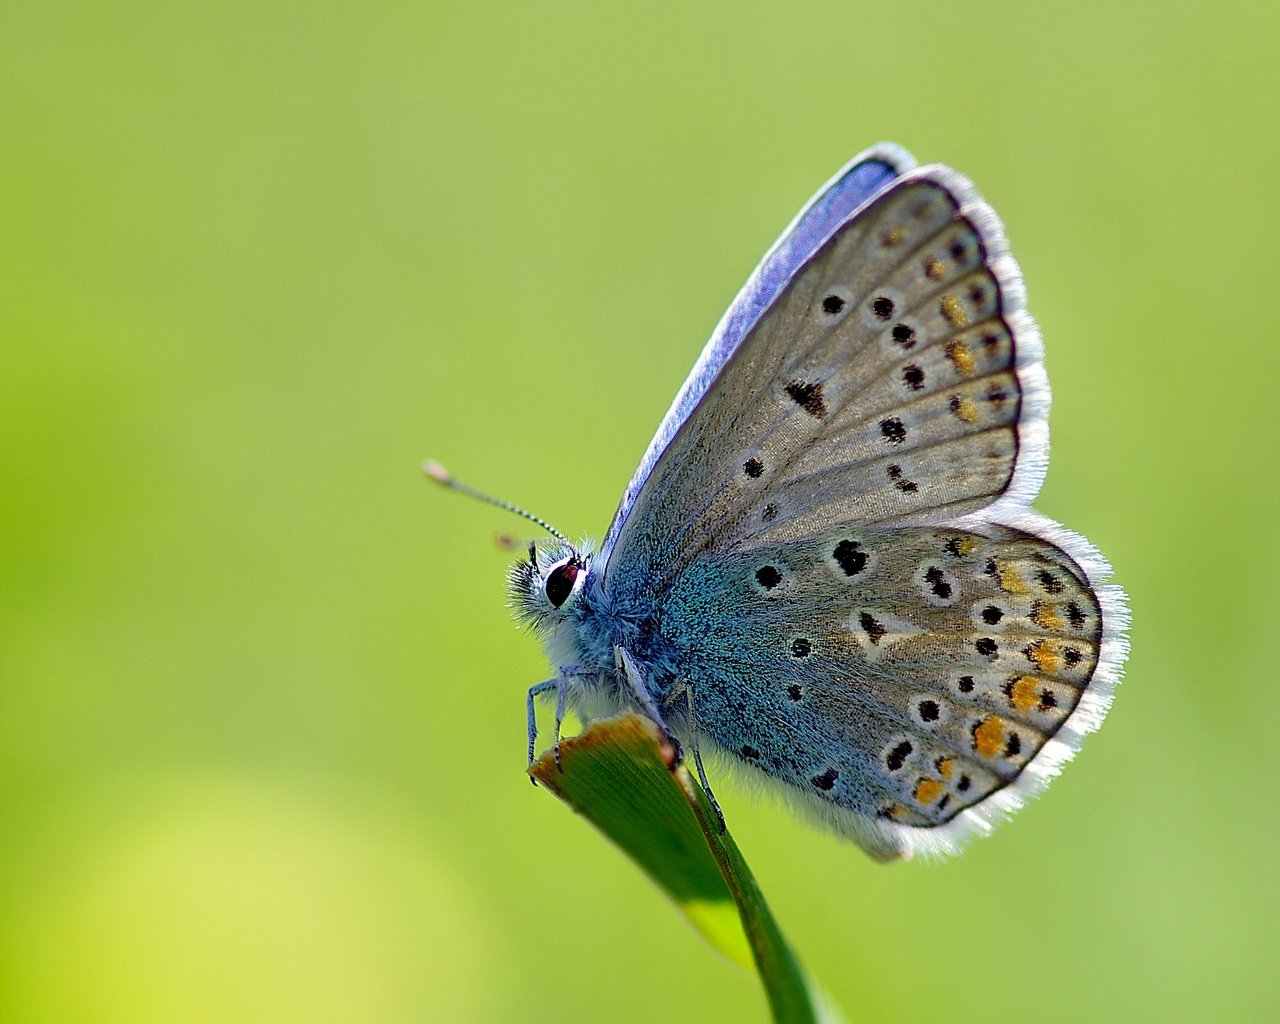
[423,461,570,543]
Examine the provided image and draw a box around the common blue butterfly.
[431,144,1128,860]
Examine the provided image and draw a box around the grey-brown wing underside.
[604,167,1049,597]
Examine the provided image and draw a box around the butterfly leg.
[677,679,726,834]
[526,678,558,784]
[554,679,567,772]
[615,647,682,762]
[528,669,593,778]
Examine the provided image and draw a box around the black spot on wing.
[811,767,839,791]
[785,379,827,418]
[887,464,918,493]
[923,566,952,599]
[886,740,912,771]
[832,540,867,576]
[755,565,782,589]
[859,612,886,645]
[1037,569,1066,594]
[880,417,907,445]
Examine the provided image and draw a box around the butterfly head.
[424,461,591,628]
[508,539,590,630]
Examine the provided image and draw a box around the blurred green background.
[2,2,1276,1021]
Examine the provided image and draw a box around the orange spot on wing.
[955,537,978,555]
[936,757,954,781]
[1010,675,1039,712]
[1027,639,1064,674]
[945,336,975,371]
[883,227,906,247]
[953,395,979,423]
[1033,602,1065,630]
[997,562,1030,594]
[925,257,946,280]
[915,778,945,805]
[973,715,1004,758]
[941,294,969,329]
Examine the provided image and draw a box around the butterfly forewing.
[600,146,915,563]
[607,172,1041,593]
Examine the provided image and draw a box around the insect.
[429,143,1128,860]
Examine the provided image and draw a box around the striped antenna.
[423,461,569,543]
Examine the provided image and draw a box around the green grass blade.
[529,713,844,1024]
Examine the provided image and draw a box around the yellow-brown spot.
[973,715,1004,758]
[952,536,978,556]
[925,257,946,280]
[1033,602,1065,630]
[887,803,907,821]
[883,227,906,248]
[941,294,969,328]
[952,395,979,423]
[1027,639,1064,674]
[915,778,945,805]
[997,561,1031,594]
[936,757,954,781]
[945,338,975,374]
[1009,675,1039,712]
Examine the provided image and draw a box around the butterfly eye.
[544,559,581,608]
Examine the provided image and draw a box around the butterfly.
[431,143,1128,861]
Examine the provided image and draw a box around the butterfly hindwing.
[658,523,1120,860]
